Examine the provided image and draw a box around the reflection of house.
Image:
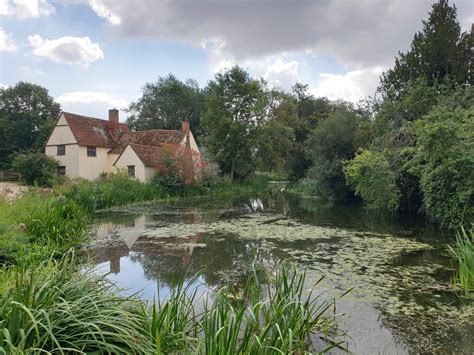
[45,109,202,182]
[92,215,203,273]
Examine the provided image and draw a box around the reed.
[449,227,474,295]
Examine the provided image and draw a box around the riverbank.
[0,176,348,353]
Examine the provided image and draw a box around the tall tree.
[201,66,268,180]
[0,82,60,169]
[127,74,204,134]
[379,0,472,98]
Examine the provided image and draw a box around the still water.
[88,190,473,354]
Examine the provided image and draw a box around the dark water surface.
[89,190,473,354]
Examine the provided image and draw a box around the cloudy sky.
[0,0,472,120]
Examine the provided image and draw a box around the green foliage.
[0,192,88,265]
[344,149,400,211]
[448,227,474,294]
[0,251,154,354]
[201,66,268,180]
[410,105,473,228]
[11,152,59,187]
[304,109,361,200]
[127,74,204,134]
[59,172,157,212]
[380,0,471,97]
[0,82,60,168]
[26,196,89,250]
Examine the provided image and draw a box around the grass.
[57,172,271,213]
[449,227,474,295]
[0,254,345,353]
[0,191,89,266]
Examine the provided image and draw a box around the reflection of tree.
[128,232,277,289]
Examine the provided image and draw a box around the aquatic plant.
[449,227,474,294]
[0,251,154,354]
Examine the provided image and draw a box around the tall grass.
[0,192,89,266]
[58,172,270,213]
[448,227,474,295]
[0,251,154,354]
[0,256,345,353]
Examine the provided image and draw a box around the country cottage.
[45,109,202,182]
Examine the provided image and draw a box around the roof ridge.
[62,111,107,122]
[131,128,183,134]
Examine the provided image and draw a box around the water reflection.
[88,191,472,354]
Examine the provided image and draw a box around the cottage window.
[127,165,135,177]
[57,166,66,176]
[57,145,65,156]
[87,146,97,157]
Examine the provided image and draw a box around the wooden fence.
[0,171,22,182]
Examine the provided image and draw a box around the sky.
[0,0,472,121]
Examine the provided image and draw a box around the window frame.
[87,146,97,157]
[57,166,66,176]
[127,165,135,178]
[57,145,66,156]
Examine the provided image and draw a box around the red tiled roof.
[62,112,129,147]
[128,143,182,169]
[109,129,185,154]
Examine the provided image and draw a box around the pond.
[88,189,473,354]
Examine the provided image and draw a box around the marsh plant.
[0,254,345,354]
[449,227,474,295]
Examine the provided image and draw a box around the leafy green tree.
[409,105,473,228]
[127,74,204,134]
[380,0,472,98]
[0,82,61,168]
[201,66,268,180]
[11,152,59,186]
[304,109,360,199]
[344,149,401,212]
[255,91,297,175]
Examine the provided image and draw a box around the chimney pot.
[109,109,119,130]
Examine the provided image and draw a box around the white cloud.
[20,65,44,75]
[56,91,129,120]
[28,34,104,68]
[89,0,120,25]
[310,66,385,103]
[0,28,16,52]
[204,39,300,90]
[0,0,54,19]
[0,83,9,90]
[262,57,300,90]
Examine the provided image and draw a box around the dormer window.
[57,145,65,156]
[87,146,97,157]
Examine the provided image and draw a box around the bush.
[410,105,474,228]
[344,149,401,212]
[11,152,59,187]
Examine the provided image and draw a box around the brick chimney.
[182,120,190,148]
[109,109,119,130]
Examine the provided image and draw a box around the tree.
[11,152,59,186]
[379,0,472,98]
[304,109,360,199]
[201,66,268,180]
[409,105,473,228]
[344,149,401,212]
[127,74,204,134]
[0,82,61,168]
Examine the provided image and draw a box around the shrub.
[344,149,401,212]
[11,152,59,187]
[411,105,473,228]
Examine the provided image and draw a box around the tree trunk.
[230,160,235,181]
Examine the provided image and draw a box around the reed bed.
[0,254,345,354]
[449,227,474,295]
